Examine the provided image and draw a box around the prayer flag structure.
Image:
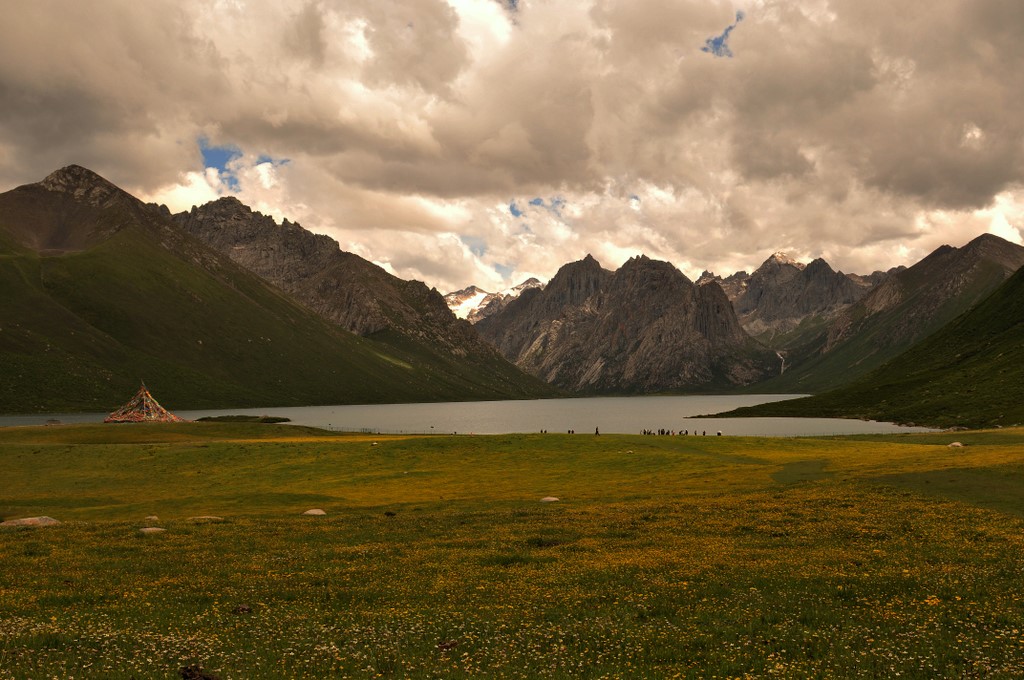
[104,383,185,423]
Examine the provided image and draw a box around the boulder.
[139,527,166,535]
[948,442,964,448]
[302,508,327,516]
[540,496,560,503]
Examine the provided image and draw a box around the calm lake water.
[0,395,936,436]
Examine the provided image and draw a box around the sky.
[1,0,1023,294]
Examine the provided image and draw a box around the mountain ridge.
[0,166,554,412]
[169,195,549,400]
[753,233,1024,393]
[723,262,1024,428]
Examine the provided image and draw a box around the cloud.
[1,0,1023,294]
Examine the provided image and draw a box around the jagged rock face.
[173,198,498,359]
[477,254,778,392]
[710,270,750,300]
[726,253,869,337]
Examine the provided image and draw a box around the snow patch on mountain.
[448,287,491,320]
[445,278,544,323]
[768,252,806,269]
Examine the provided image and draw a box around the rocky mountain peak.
[803,257,836,277]
[553,254,607,278]
[445,278,546,323]
[960,233,1024,270]
[186,195,255,221]
[696,270,718,285]
[617,254,692,287]
[450,285,486,298]
[545,255,612,307]
[512,277,543,291]
[39,165,134,209]
[761,251,806,271]
[731,250,870,340]
[620,253,678,273]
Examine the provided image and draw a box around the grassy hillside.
[2,425,1024,677]
[728,265,1024,428]
[0,233,550,412]
[0,175,554,413]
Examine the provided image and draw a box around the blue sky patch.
[199,137,241,172]
[199,137,242,190]
[510,201,523,217]
[256,153,290,166]
[527,196,566,217]
[494,263,514,279]
[702,11,745,58]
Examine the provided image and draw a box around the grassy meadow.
[2,423,1024,678]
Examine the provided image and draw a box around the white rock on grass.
[139,527,166,535]
[948,442,965,448]
[540,497,560,503]
[144,515,159,522]
[0,516,61,527]
[302,509,327,516]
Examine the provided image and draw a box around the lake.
[0,395,937,436]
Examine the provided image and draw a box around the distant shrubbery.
[196,415,291,423]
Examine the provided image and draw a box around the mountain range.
[475,254,779,392]
[453,236,1024,403]
[0,166,553,412]
[751,233,1024,393]
[726,261,1024,429]
[697,253,895,346]
[4,164,1023,426]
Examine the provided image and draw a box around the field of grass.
[2,423,1024,678]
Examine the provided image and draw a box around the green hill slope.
[727,264,1024,428]
[0,167,554,413]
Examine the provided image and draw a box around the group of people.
[642,428,720,436]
